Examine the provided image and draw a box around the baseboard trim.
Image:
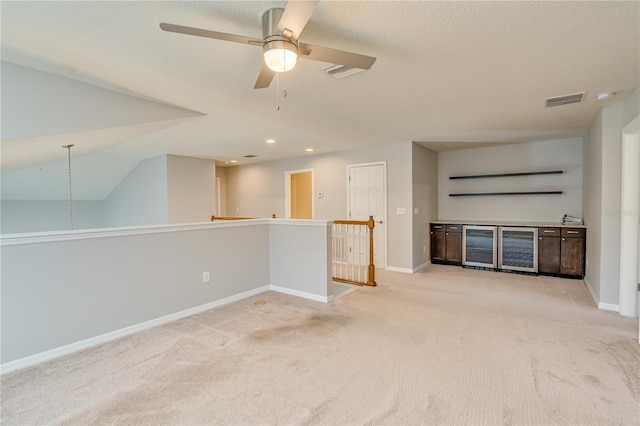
[0,285,270,375]
[598,302,620,312]
[583,278,599,307]
[385,266,414,274]
[270,285,331,303]
[412,262,429,273]
[583,279,619,312]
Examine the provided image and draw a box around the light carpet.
[1,265,639,425]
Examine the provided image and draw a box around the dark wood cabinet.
[430,224,462,265]
[430,224,445,262]
[560,228,586,277]
[538,227,585,278]
[538,227,561,274]
[444,225,462,265]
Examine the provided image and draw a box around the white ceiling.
[1,1,638,200]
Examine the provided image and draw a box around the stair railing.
[332,216,376,286]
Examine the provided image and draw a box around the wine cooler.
[498,227,538,273]
[462,225,498,268]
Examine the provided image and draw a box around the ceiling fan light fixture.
[263,40,298,73]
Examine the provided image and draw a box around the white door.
[348,163,386,268]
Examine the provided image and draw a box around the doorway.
[285,169,313,219]
[347,162,387,268]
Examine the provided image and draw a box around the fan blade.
[298,42,376,69]
[254,63,276,89]
[277,0,319,40]
[160,23,263,46]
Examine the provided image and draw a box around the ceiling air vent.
[322,64,366,79]
[243,154,258,158]
[545,92,586,108]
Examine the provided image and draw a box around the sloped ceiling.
[1,1,638,200]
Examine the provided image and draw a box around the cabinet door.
[430,230,445,262]
[538,236,560,274]
[445,231,462,265]
[560,237,585,276]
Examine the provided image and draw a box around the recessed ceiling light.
[266,139,276,144]
[230,160,238,163]
[596,92,614,101]
[305,148,314,152]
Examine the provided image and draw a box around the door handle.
[378,220,384,224]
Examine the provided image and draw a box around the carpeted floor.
[2,265,639,425]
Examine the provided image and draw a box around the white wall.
[226,142,416,271]
[103,155,169,227]
[584,113,604,305]
[0,200,104,233]
[167,155,216,224]
[412,144,438,269]
[438,138,583,222]
[1,61,200,141]
[583,89,639,310]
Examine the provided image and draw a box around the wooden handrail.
[211,214,277,221]
[211,216,255,221]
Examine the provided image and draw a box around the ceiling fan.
[160,0,376,89]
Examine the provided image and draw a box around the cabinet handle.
[566,231,580,234]
[433,226,442,229]
[539,237,542,240]
[446,232,449,236]
[543,230,556,233]
[562,238,566,241]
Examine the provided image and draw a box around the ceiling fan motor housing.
[262,8,286,39]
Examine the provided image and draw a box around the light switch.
[414,208,419,215]
[396,207,406,215]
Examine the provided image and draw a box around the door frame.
[346,161,387,269]
[285,168,314,219]
[619,115,639,322]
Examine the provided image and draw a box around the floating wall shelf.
[449,170,563,180]
[449,191,563,197]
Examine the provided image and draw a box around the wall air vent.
[545,92,586,108]
[243,154,258,158]
[322,64,366,79]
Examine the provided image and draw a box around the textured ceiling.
[1,1,638,200]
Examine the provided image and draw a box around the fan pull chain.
[62,144,74,230]
[275,74,288,111]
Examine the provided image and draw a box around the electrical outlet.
[202,270,211,283]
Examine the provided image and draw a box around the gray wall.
[412,144,439,269]
[269,221,332,299]
[103,155,169,227]
[583,90,639,308]
[0,200,104,233]
[226,142,417,271]
[167,155,216,224]
[1,223,270,364]
[438,138,583,222]
[1,219,334,369]
[216,167,228,216]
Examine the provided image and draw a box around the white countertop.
[431,220,586,228]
